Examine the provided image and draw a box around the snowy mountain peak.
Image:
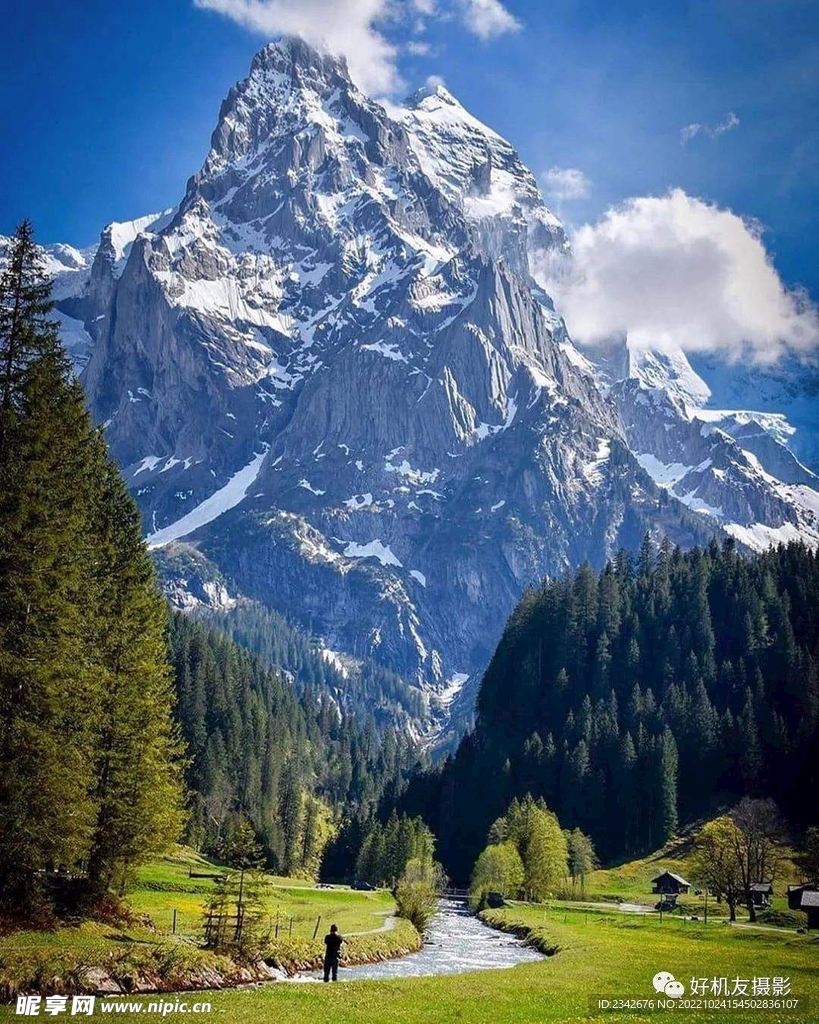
[255,34,350,76]
[405,81,468,112]
[199,35,382,180]
[396,83,565,276]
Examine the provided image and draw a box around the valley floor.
[2,843,816,1022]
[3,891,816,1022]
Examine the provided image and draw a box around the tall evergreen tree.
[0,224,100,913]
[0,223,185,916]
[84,451,186,896]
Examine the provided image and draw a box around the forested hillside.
[169,615,417,876]
[192,600,425,725]
[400,539,819,882]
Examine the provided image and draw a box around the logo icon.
[652,971,685,999]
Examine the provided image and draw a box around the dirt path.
[347,911,397,936]
[545,899,800,935]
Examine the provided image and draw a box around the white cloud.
[459,0,521,39]
[193,0,521,95]
[680,111,739,145]
[541,166,591,202]
[714,111,740,136]
[193,0,400,95]
[541,189,819,363]
[407,40,434,56]
[680,123,702,144]
[424,73,448,89]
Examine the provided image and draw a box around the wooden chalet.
[651,871,692,895]
[749,882,773,907]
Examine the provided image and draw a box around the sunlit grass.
[4,901,812,1023]
[127,846,395,938]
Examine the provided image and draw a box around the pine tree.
[657,728,679,842]
[205,817,268,950]
[0,225,100,914]
[0,221,60,454]
[0,222,184,916]
[84,449,186,897]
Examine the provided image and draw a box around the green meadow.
[2,845,816,1023]
[4,901,814,1024]
[126,846,396,938]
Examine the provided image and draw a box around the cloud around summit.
[192,0,521,95]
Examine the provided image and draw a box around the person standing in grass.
[323,923,344,982]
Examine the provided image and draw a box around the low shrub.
[757,908,805,929]
[394,881,437,934]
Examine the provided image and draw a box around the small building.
[750,882,773,907]
[799,891,819,930]
[787,883,816,912]
[651,871,692,895]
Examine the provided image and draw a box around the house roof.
[801,892,819,908]
[652,871,691,886]
[750,882,773,892]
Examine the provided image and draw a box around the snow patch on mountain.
[105,210,176,276]
[343,539,403,567]
[146,449,268,547]
[53,311,94,370]
[724,521,816,553]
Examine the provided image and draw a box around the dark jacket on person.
[324,932,343,960]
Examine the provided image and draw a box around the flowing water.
[305,900,544,982]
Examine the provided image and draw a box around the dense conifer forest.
[192,600,425,725]
[169,614,417,876]
[399,539,819,882]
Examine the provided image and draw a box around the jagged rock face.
[688,351,819,473]
[599,340,819,554]
[396,83,568,276]
[44,39,743,727]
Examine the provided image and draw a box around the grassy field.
[126,846,396,939]
[3,899,814,1023]
[0,847,413,1002]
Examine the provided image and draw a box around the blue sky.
[2,0,817,299]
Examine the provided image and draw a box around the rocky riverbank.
[479,909,562,957]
